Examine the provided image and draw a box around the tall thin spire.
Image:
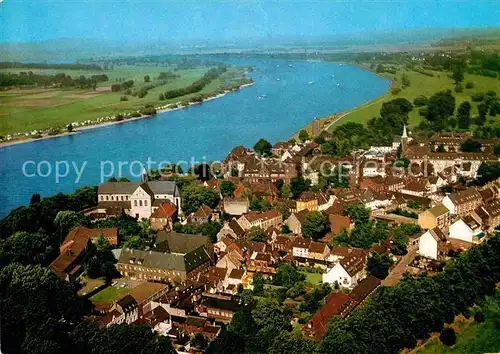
[402,124,408,139]
[141,168,148,183]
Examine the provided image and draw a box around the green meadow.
[0,65,248,136]
[329,67,500,131]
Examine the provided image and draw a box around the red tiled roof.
[304,292,353,339]
[329,214,351,235]
[151,201,177,218]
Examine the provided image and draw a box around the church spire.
[141,168,148,183]
[402,124,408,139]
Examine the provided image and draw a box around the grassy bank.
[0,65,250,136]
[328,66,500,132]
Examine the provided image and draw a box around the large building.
[97,181,181,219]
[116,232,212,282]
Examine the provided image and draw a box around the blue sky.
[1,0,499,43]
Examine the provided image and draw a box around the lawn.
[89,285,131,303]
[328,66,500,132]
[301,271,322,285]
[0,65,248,136]
[413,291,500,354]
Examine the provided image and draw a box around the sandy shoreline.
[0,82,255,149]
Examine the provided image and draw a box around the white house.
[449,217,483,244]
[418,227,447,260]
[322,254,366,288]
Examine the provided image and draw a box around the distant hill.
[1,27,499,62]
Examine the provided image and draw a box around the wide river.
[0,59,390,218]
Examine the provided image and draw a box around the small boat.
[336,83,340,87]
[308,81,315,85]
[277,78,280,81]
[289,64,293,67]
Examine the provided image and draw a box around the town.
[5,121,496,352]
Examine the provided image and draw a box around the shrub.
[454,83,463,93]
[465,81,474,89]
[439,327,456,346]
[471,93,485,102]
[413,95,428,106]
[391,87,401,95]
[474,310,486,323]
[419,107,429,116]
[120,96,128,101]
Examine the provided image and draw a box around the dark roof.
[228,219,245,237]
[155,231,210,254]
[228,268,245,279]
[98,181,179,197]
[98,182,140,194]
[348,275,381,303]
[202,296,243,312]
[118,247,209,273]
[117,295,137,311]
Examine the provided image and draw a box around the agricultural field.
[329,66,500,131]
[0,64,249,136]
[413,291,500,354]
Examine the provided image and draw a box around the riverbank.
[0,81,255,148]
[291,64,392,140]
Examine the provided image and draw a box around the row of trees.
[0,72,108,89]
[162,66,228,100]
[319,235,500,353]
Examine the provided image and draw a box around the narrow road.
[382,246,418,287]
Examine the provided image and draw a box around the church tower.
[141,168,148,183]
[401,124,408,154]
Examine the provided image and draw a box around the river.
[0,59,390,217]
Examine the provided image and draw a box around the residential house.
[418,204,450,230]
[303,292,353,340]
[150,201,177,231]
[49,226,118,281]
[272,141,292,156]
[323,251,367,287]
[98,181,181,219]
[190,205,213,225]
[442,188,483,216]
[296,191,319,212]
[217,219,246,242]
[237,210,283,230]
[110,295,139,325]
[401,179,430,197]
[418,227,448,260]
[472,199,500,233]
[449,217,484,244]
[285,209,309,235]
[303,275,381,340]
[329,214,353,236]
[223,196,250,216]
[291,237,312,260]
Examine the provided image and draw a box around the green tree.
[425,90,456,128]
[290,177,311,198]
[451,66,464,83]
[158,93,165,101]
[67,123,73,133]
[344,205,370,224]
[144,75,150,82]
[0,231,54,267]
[247,226,267,242]
[268,331,317,354]
[476,103,488,126]
[460,139,483,153]
[457,101,472,129]
[220,180,236,197]
[273,263,305,288]
[366,252,394,279]
[439,327,457,346]
[254,138,272,156]
[54,211,88,243]
[302,211,328,240]
[280,183,292,199]
[298,129,310,142]
[30,193,41,205]
[181,185,220,214]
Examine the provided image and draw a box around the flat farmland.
[0,65,247,136]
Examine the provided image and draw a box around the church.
[400,126,498,177]
[97,178,181,219]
